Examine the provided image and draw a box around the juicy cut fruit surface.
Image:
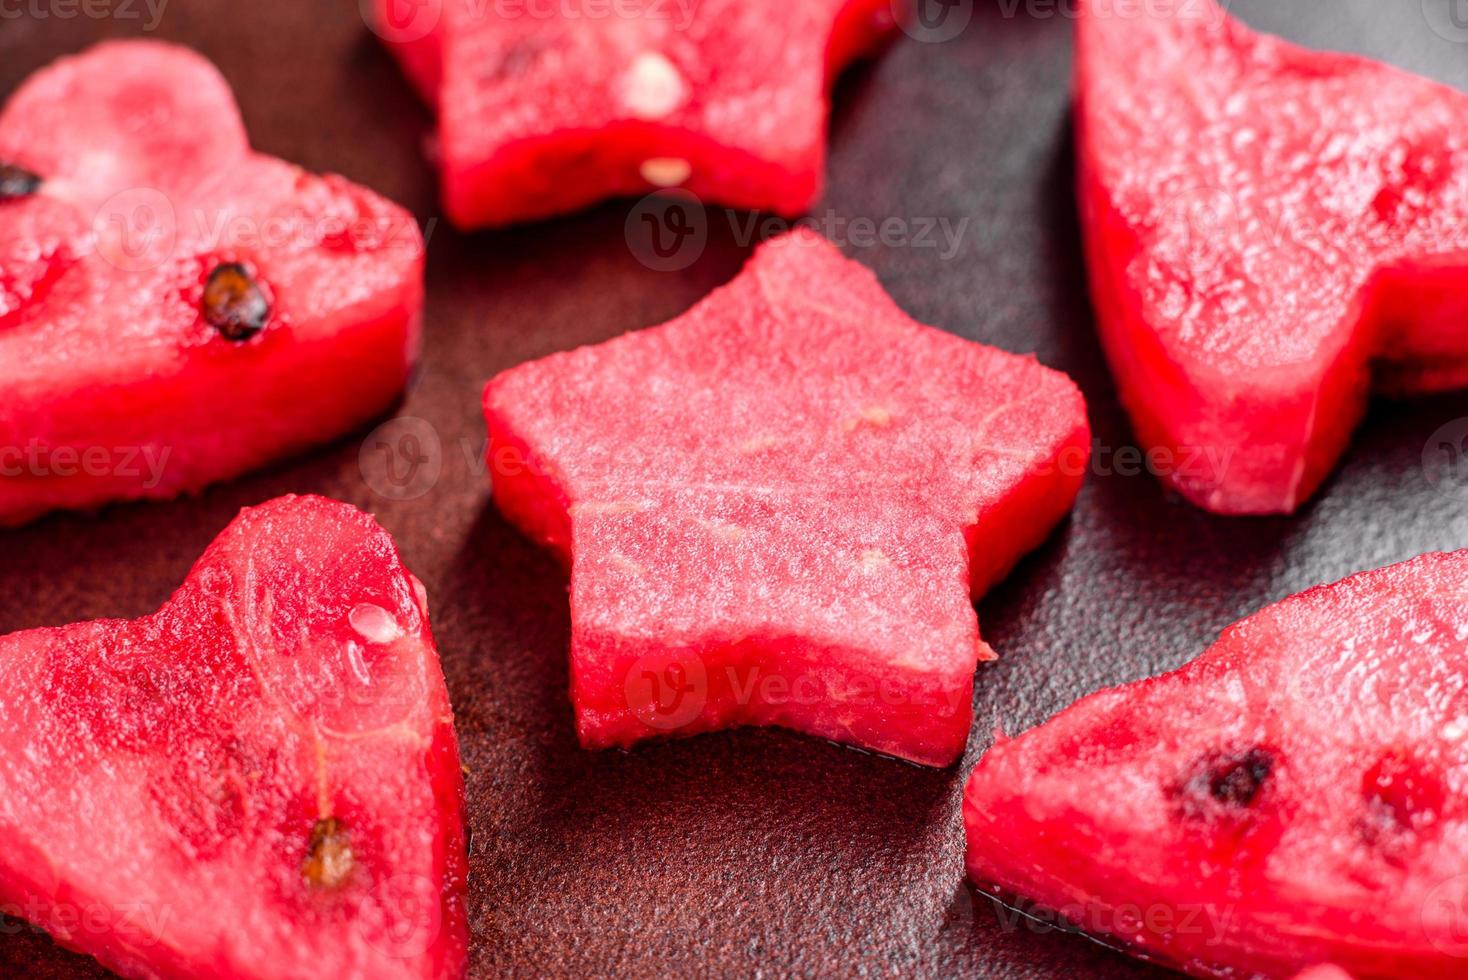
[372,0,897,227]
[0,41,424,526]
[964,552,1468,979]
[1293,969,1356,980]
[483,230,1090,767]
[1077,0,1468,514]
[0,495,468,980]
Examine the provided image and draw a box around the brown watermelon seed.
[0,163,42,201]
[302,816,354,889]
[1177,747,1275,815]
[203,263,271,342]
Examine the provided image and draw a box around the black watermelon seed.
[1177,747,1275,816]
[0,163,42,201]
[1206,748,1274,806]
[203,263,271,342]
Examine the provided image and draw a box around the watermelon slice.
[963,551,1468,978]
[371,0,896,227]
[0,41,424,526]
[1077,0,1468,514]
[483,229,1090,766]
[0,495,467,979]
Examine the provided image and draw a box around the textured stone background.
[3,1,1468,976]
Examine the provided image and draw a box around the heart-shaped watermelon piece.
[0,42,424,526]
[372,0,897,227]
[964,551,1468,978]
[484,229,1090,766]
[0,495,467,979]
[1078,0,1468,514]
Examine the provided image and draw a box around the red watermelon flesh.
[483,229,1090,766]
[1078,0,1468,514]
[963,551,1468,979]
[373,0,896,228]
[0,42,424,526]
[0,495,467,979]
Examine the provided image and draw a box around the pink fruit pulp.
[1078,0,1468,514]
[0,42,424,525]
[484,230,1090,766]
[374,0,897,227]
[965,551,1468,978]
[0,495,468,979]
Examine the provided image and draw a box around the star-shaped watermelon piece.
[483,230,1090,766]
[1078,0,1468,514]
[965,551,1468,978]
[372,0,898,227]
[0,42,423,525]
[0,496,467,979]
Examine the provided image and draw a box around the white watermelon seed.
[620,52,688,120]
[640,157,692,187]
[349,602,404,645]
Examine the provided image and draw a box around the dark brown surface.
[4,1,1468,977]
